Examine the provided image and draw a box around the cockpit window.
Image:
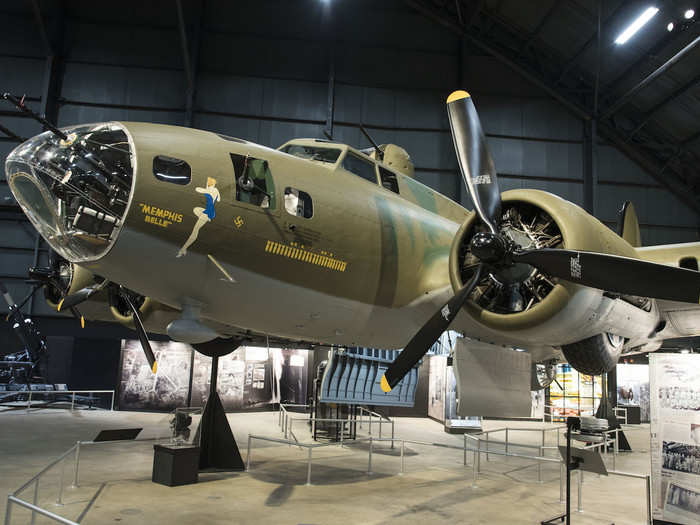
[281,144,341,164]
[153,155,191,185]
[342,152,378,185]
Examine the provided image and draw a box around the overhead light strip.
[615,6,659,44]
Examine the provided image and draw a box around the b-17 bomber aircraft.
[3,89,700,397]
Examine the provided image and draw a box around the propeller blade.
[381,265,484,392]
[513,248,700,304]
[120,291,157,374]
[447,90,501,233]
[57,281,107,311]
[69,306,85,328]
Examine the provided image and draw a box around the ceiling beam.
[627,72,700,139]
[600,35,700,120]
[554,0,630,85]
[29,0,52,55]
[519,0,562,54]
[175,0,194,92]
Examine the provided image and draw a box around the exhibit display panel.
[650,353,700,524]
[617,363,650,423]
[548,364,602,421]
[118,340,309,411]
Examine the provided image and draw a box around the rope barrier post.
[70,392,75,412]
[559,461,564,503]
[340,421,344,448]
[71,441,80,488]
[368,437,373,475]
[110,391,115,411]
[27,390,32,411]
[577,469,583,512]
[379,417,382,440]
[472,445,478,487]
[391,420,395,449]
[55,453,67,506]
[477,437,481,473]
[245,435,252,472]
[486,432,489,461]
[400,441,405,475]
[4,497,12,525]
[538,429,545,483]
[463,434,467,466]
[505,428,509,457]
[646,475,652,525]
[30,479,39,525]
[306,448,312,486]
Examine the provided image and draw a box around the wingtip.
[57,299,64,312]
[151,361,158,374]
[80,316,85,329]
[380,374,392,393]
[447,90,470,103]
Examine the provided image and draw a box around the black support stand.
[542,417,581,525]
[197,355,245,471]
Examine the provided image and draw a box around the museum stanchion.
[197,354,245,471]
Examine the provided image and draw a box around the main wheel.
[561,333,624,376]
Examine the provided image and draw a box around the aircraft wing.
[636,242,700,336]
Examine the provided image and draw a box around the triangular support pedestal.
[197,355,245,471]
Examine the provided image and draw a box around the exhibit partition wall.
[118,340,309,411]
[650,353,700,525]
[547,364,603,421]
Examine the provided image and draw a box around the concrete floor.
[0,408,651,524]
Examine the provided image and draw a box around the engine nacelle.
[448,189,653,343]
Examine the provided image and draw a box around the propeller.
[25,250,86,328]
[380,89,700,392]
[59,281,157,374]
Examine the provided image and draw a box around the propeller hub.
[470,232,509,264]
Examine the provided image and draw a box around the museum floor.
[0,409,650,524]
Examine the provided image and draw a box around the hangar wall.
[1,0,698,323]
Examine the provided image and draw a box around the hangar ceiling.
[405,0,700,213]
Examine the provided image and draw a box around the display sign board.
[453,338,531,418]
[650,353,700,524]
[617,363,650,423]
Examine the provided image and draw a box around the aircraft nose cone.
[5,123,134,262]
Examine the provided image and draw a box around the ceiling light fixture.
[615,6,660,44]
[685,9,695,19]
[667,21,675,31]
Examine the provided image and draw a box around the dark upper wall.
[1,0,697,320]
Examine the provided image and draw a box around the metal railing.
[4,436,160,525]
[277,404,395,447]
[614,406,628,425]
[469,425,567,483]
[0,390,115,411]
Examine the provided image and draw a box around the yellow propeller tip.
[152,362,158,374]
[80,316,85,329]
[380,374,392,393]
[57,299,64,312]
[447,90,470,103]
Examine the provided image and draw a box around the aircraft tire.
[561,333,624,376]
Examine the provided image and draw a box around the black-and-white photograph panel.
[663,442,700,476]
[190,347,309,411]
[118,340,192,411]
[664,482,700,525]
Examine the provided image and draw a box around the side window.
[153,155,191,185]
[378,166,399,194]
[284,188,313,219]
[342,153,378,184]
[229,153,276,209]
